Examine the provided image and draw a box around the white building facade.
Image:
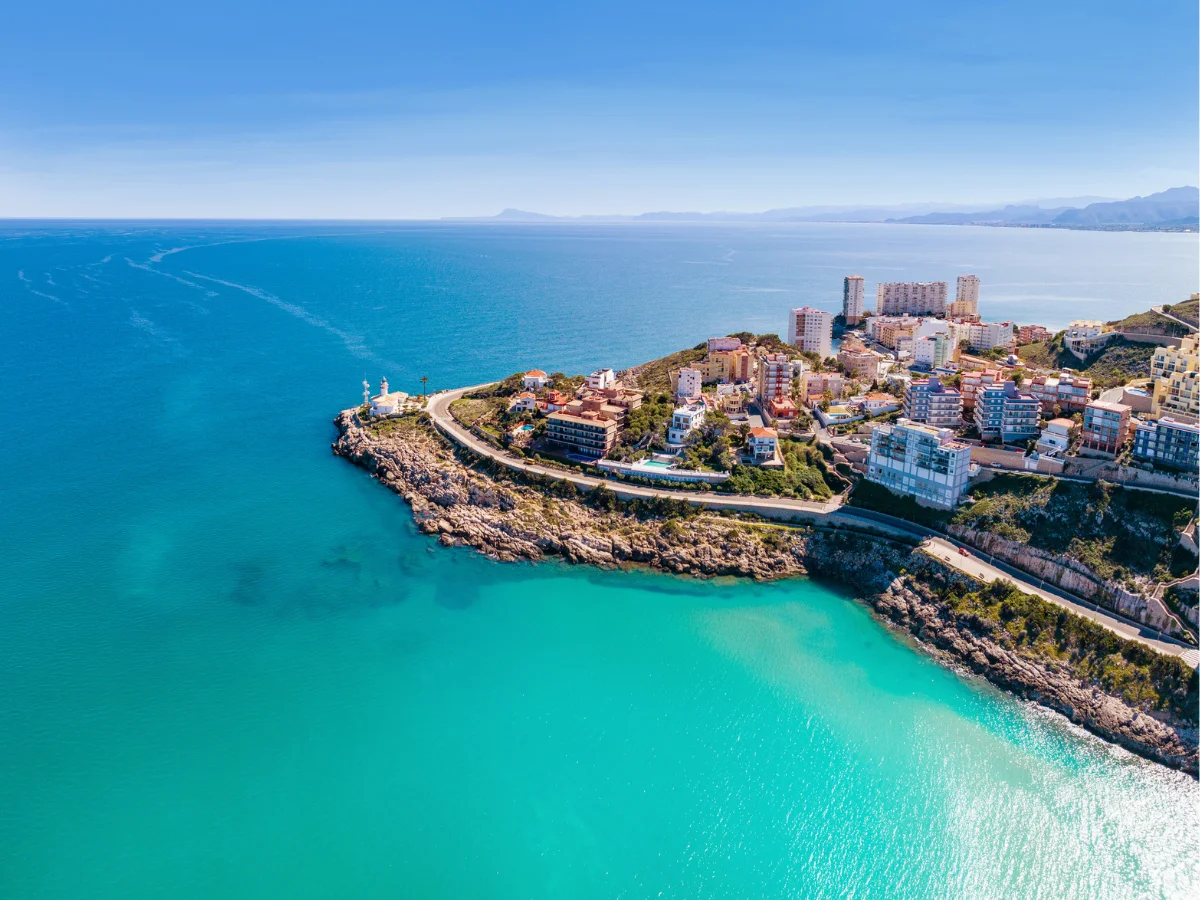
[787,306,833,358]
[876,282,948,316]
[667,402,706,445]
[867,420,972,509]
[843,275,866,325]
[675,366,703,400]
[586,368,617,389]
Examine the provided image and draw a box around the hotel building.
[1150,337,1199,421]
[545,411,619,458]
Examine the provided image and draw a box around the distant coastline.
[450,186,1199,233]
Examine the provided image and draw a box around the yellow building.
[1151,337,1199,420]
[697,347,754,383]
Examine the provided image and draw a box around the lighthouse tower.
[380,377,389,397]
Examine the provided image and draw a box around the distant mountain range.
[454,187,1198,230]
[888,187,1198,228]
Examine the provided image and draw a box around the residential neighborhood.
[365,280,1199,513]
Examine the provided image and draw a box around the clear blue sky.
[2,1,1196,218]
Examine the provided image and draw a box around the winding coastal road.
[424,385,1198,664]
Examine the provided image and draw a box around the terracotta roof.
[525,369,547,377]
[749,427,778,438]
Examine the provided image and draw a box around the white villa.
[667,402,706,445]
[522,369,550,390]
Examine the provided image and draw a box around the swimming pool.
[638,459,675,470]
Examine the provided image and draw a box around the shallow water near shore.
[1,222,1197,897]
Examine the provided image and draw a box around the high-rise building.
[949,275,980,318]
[876,282,948,316]
[904,377,963,427]
[757,352,795,401]
[787,306,833,358]
[867,420,972,509]
[843,275,866,325]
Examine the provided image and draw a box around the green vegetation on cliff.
[852,473,1194,583]
[622,344,707,393]
[1162,298,1198,328]
[936,578,1197,721]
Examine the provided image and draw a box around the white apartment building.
[787,306,834,358]
[675,366,703,400]
[914,333,955,369]
[876,281,948,316]
[867,419,972,509]
[949,275,980,318]
[952,320,1015,351]
[1063,321,1109,357]
[586,368,617,389]
[667,402,706,445]
[843,275,866,325]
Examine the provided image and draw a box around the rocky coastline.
[332,409,1198,775]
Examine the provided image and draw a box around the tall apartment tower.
[787,306,833,358]
[876,281,948,316]
[950,274,981,318]
[843,275,866,325]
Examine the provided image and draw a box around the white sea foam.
[128,311,185,355]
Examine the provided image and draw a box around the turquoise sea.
[1,221,1197,898]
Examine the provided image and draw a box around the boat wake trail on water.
[183,271,399,368]
[16,270,67,306]
[125,258,219,297]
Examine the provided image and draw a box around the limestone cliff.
[332,410,1198,775]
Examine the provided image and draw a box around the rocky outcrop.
[871,576,1198,775]
[332,410,818,580]
[333,410,1199,775]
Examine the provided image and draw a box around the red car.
[957,547,970,557]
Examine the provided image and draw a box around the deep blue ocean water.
[1,221,1197,898]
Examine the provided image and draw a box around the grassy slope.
[1016,334,1155,389]
[1107,308,1192,336]
[1162,298,1199,328]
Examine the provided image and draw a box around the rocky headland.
[332,409,1199,775]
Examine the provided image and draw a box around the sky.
[1,1,1197,218]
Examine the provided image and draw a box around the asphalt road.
[424,385,1199,664]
